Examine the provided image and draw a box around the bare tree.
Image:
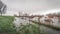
[1,5,7,16]
[0,1,7,16]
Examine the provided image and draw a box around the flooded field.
[14,17,60,34]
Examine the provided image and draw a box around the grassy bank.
[0,16,18,34]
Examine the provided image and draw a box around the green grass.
[0,16,18,34]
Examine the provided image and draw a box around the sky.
[1,0,60,15]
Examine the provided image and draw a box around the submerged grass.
[18,23,46,34]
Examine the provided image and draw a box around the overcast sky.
[1,0,60,15]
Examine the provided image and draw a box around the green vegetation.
[18,23,45,34]
[0,16,18,34]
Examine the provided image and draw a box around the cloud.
[1,0,60,14]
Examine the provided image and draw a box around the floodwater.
[13,17,32,27]
[40,26,60,34]
[14,17,60,34]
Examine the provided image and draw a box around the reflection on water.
[14,17,32,27]
[40,26,60,34]
[14,17,60,34]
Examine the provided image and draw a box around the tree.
[1,5,7,16]
[0,1,7,16]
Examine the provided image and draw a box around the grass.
[0,16,18,34]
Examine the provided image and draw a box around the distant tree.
[23,13,29,16]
